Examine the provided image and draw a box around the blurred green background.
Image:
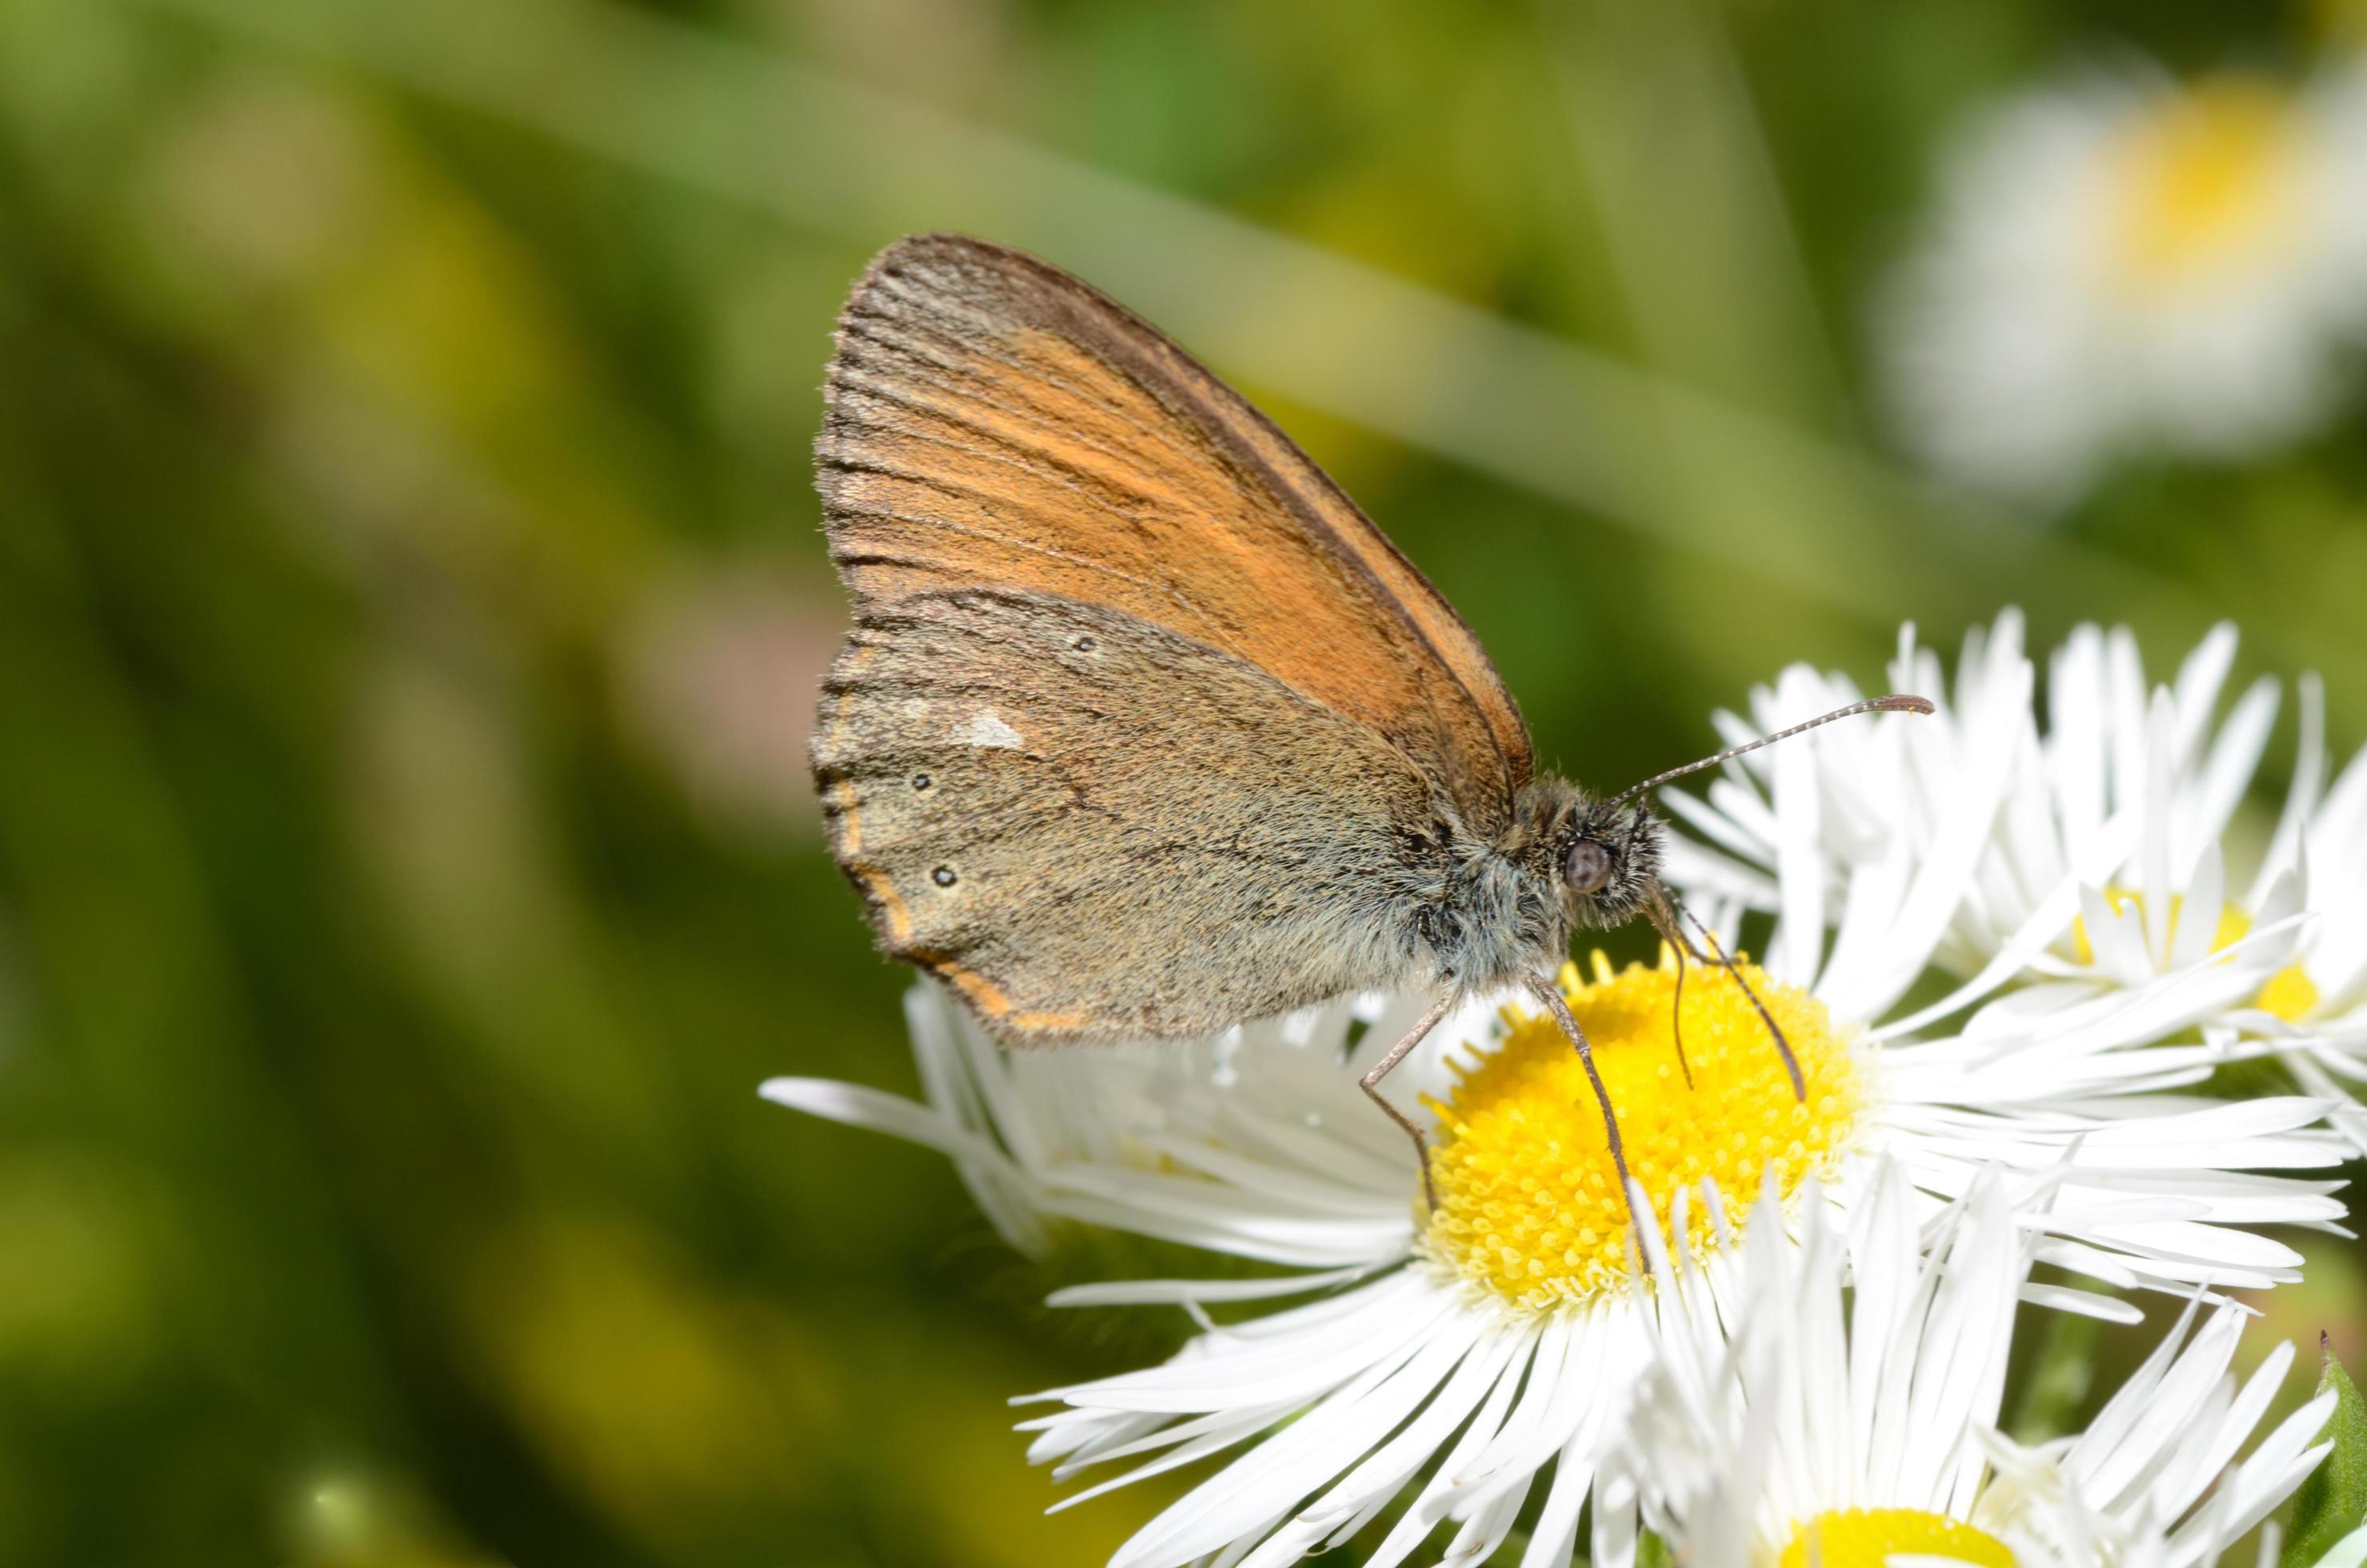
[2,0,2365,1564]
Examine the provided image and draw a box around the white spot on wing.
[954,710,1026,750]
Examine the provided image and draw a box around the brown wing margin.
[815,233,1533,833]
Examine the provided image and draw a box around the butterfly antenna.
[1607,694,1934,810]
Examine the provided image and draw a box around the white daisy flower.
[1619,1163,2337,1568]
[1665,609,2367,1153]
[767,834,2342,1568]
[1879,55,2367,504]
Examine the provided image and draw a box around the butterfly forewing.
[818,234,1530,821]
[813,234,1537,1042]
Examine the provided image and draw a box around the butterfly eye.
[1563,839,1613,895]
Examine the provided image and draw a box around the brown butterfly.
[810,234,1928,1206]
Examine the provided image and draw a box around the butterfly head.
[1556,796,1664,931]
[1547,694,1937,941]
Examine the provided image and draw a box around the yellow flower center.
[2104,76,2304,297]
[1779,1508,2015,1568]
[2257,962,2321,1022]
[1418,955,1862,1312]
[2070,886,2318,1020]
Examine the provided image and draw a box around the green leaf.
[2009,1304,2102,1443]
[2301,1523,2367,1568]
[2285,1338,2367,1568]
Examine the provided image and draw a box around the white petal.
[1046,1263,1385,1308]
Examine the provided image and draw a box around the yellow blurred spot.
[464,1216,830,1530]
[2105,77,2303,296]
[2317,0,2367,46]
[283,1463,506,1567]
[2257,962,2321,1021]
[1781,1507,2014,1568]
[306,1474,371,1549]
[2072,885,2318,1018]
[1418,954,1861,1312]
[0,1155,165,1393]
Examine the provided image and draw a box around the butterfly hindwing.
[813,588,1439,1041]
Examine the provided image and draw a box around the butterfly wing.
[817,233,1531,822]
[813,234,1532,1041]
[813,587,1443,1042]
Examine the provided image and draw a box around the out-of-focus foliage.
[0,0,2359,1564]
[2287,1347,2367,1568]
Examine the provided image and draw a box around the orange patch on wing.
[822,236,1530,832]
[828,775,864,854]
[922,954,1012,1013]
[910,950,1088,1034]
[856,863,914,941]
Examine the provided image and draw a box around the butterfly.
[809,233,1928,1206]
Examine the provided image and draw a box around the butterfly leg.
[1657,892,1804,1102]
[1641,901,1697,1090]
[1359,993,1454,1212]
[1525,978,1636,1220]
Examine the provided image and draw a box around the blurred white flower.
[1619,1163,2335,1568]
[1666,610,2367,1154]
[1879,58,2367,504]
